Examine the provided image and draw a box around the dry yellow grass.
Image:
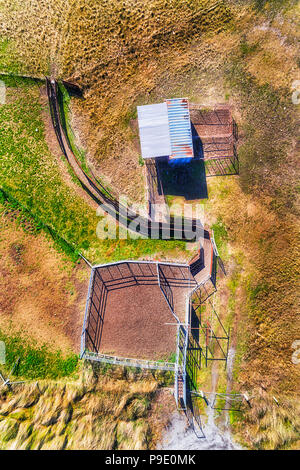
[1,0,300,450]
[203,174,300,449]
[0,0,233,201]
[0,363,175,450]
[233,389,300,450]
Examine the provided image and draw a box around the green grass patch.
[239,38,259,58]
[0,74,40,88]
[0,82,98,255]
[168,352,176,363]
[57,82,89,175]
[0,188,80,262]
[138,155,144,167]
[0,39,24,75]
[122,107,137,129]
[0,329,78,380]
[0,80,188,263]
[211,217,229,260]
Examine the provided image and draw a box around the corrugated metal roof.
[137,98,193,159]
[166,98,194,159]
[137,103,171,158]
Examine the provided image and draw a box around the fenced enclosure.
[81,241,230,437]
[96,261,158,289]
[83,262,158,352]
[158,265,175,316]
[174,278,211,402]
[190,285,230,367]
[83,351,175,372]
[185,333,202,391]
[210,393,244,412]
[143,104,239,223]
[145,159,168,221]
[174,270,230,431]
[190,105,239,177]
[189,106,233,134]
[186,394,206,438]
[175,325,188,409]
[204,145,239,177]
[190,276,217,305]
[189,391,245,414]
[81,260,201,364]
[158,264,197,322]
[84,269,107,352]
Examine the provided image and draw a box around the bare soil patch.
[98,283,176,360]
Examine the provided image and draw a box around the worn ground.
[97,284,176,360]
[0,209,89,353]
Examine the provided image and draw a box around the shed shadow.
[156,125,208,200]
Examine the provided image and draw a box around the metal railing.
[82,350,176,371]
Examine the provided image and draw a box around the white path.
[157,410,243,450]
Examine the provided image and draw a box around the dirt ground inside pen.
[98,283,177,361]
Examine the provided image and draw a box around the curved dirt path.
[46,78,209,242]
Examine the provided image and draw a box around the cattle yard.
[81,236,213,362]
[80,234,230,429]
[47,78,233,427]
[144,104,238,219]
[82,261,196,364]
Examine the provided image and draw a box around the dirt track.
[46,78,209,242]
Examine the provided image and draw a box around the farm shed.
[137,98,194,161]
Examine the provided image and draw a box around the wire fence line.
[80,259,196,362]
[82,351,175,372]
